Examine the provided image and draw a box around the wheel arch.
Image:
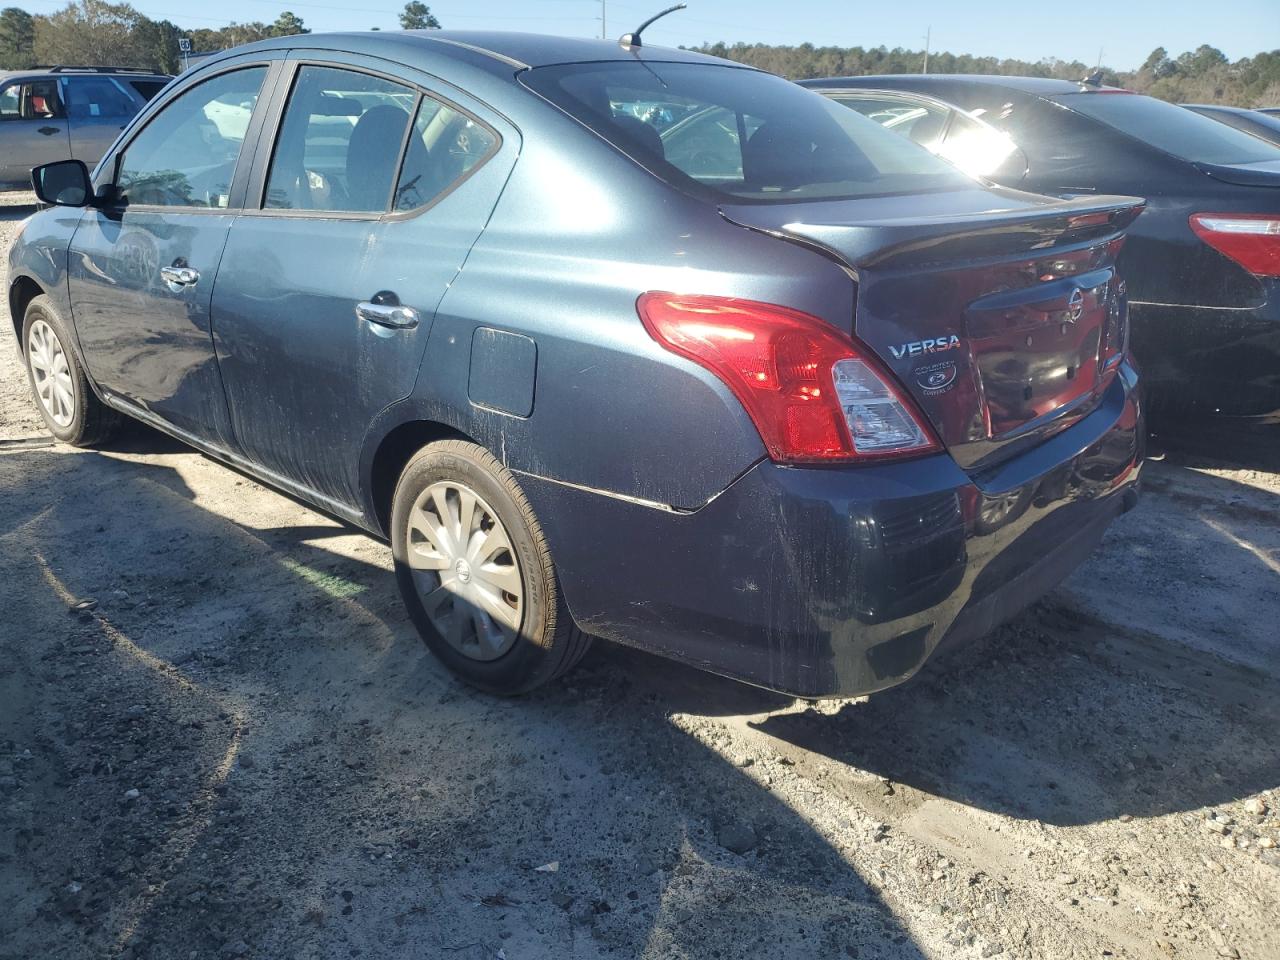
[365,416,477,538]
[8,275,44,351]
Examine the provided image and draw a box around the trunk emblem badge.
[1066,289,1085,322]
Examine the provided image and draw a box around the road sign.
[178,38,191,52]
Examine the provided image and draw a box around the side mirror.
[31,159,93,208]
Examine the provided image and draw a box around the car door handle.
[160,265,200,288]
[38,126,60,136]
[356,300,419,330]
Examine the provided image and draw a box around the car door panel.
[0,79,70,185]
[62,76,143,170]
[67,60,280,446]
[211,54,517,507]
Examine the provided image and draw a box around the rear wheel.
[391,439,591,694]
[22,295,120,446]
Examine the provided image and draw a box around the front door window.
[116,67,266,208]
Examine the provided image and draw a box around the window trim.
[244,57,503,223]
[95,58,283,215]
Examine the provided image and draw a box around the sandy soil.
[1,190,1277,960]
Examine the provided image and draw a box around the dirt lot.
[1,190,1278,960]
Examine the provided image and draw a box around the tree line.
[689,42,1280,108]
[0,0,440,74]
[1,1,1276,109]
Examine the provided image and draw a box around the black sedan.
[802,75,1280,421]
[1183,103,1280,148]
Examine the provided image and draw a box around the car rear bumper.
[521,362,1144,698]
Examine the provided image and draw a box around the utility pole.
[601,0,607,39]
[922,26,931,74]
[1096,46,1104,69]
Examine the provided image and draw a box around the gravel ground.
[2,190,1278,960]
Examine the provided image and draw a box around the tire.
[391,439,592,694]
[21,295,120,446]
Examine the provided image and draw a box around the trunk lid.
[722,188,1145,472]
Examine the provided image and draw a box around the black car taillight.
[1189,213,1280,277]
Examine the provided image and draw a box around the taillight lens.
[1189,213,1280,277]
[637,292,939,464]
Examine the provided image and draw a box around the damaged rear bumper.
[521,362,1144,698]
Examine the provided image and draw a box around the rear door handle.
[356,300,419,330]
[160,265,199,288]
[37,126,60,136]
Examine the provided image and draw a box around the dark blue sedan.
[8,32,1145,696]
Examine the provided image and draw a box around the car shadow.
[752,457,1280,828]
[5,424,1276,956]
[0,433,928,960]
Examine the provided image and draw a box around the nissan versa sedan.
[9,32,1145,697]
[805,75,1280,422]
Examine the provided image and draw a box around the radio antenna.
[619,3,687,50]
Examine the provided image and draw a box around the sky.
[16,0,1280,71]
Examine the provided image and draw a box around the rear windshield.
[1058,92,1280,165]
[521,62,973,204]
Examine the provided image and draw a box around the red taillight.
[637,292,940,464]
[1189,213,1280,277]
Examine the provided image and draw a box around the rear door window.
[1058,92,1280,165]
[62,76,140,119]
[523,62,972,204]
[264,66,415,213]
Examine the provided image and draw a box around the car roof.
[0,67,169,82]
[214,30,740,74]
[802,74,1117,97]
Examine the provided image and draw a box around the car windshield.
[521,62,973,203]
[1059,92,1280,166]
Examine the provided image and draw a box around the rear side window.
[264,66,415,213]
[522,62,972,204]
[127,79,168,102]
[1059,93,1280,165]
[63,77,138,119]
[393,97,497,212]
[117,66,266,208]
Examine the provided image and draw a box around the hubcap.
[405,481,524,661]
[27,319,75,428]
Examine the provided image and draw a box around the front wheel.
[22,295,120,446]
[391,439,592,694]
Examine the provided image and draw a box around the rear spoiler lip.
[721,195,1146,271]
[1191,160,1280,189]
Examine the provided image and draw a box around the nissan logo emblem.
[1067,289,1085,322]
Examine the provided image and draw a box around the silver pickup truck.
[0,66,170,189]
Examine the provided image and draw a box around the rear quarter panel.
[362,97,858,514]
